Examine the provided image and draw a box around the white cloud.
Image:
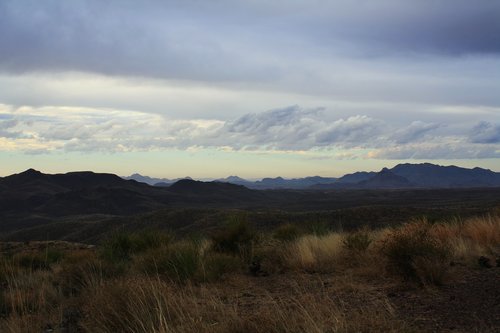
[0,104,498,160]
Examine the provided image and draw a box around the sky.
[0,0,499,178]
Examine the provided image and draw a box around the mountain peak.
[22,168,42,175]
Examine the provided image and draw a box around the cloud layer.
[0,1,498,173]
[1,104,498,159]
[1,0,499,80]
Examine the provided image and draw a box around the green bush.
[100,230,172,262]
[15,253,50,271]
[273,224,301,242]
[165,242,200,282]
[343,228,372,253]
[382,220,451,285]
[58,251,124,296]
[45,247,65,264]
[211,215,257,262]
[133,242,201,282]
[306,220,331,236]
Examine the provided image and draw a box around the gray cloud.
[391,121,441,144]
[321,0,500,56]
[1,0,499,84]
[469,121,500,144]
[0,118,21,138]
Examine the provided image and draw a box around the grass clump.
[306,220,331,236]
[133,241,202,282]
[383,219,451,285]
[284,233,344,273]
[200,252,242,282]
[273,223,301,242]
[100,230,172,262]
[343,227,373,253]
[211,214,257,262]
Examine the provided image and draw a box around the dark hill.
[337,171,377,184]
[167,179,264,203]
[169,179,250,195]
[0,169,166,216]
[390,163,500,188]
[358,168,413,189]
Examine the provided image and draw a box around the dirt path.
[390,266,500,332]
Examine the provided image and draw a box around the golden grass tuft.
[284,233,344,272]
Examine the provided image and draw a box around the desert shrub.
[382,220,451,285]
[44,247,64,264]
[58,251,122,295]
[273,223,301,242]
[306,220,331,236]
[130,229,173,252]
[163,242,200,282]
[100,233,134,262]
[343,228,373,253]
[100,230,172,262]
[133,241,201,282]
[200,252,242,282]
[14,253,50,271]
[211,215,257,262]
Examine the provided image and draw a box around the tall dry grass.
[0,260,63,333]
[282,233,344,272]
[82,276,408,333]
[430,215,500,263]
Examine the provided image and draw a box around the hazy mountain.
[313,163,500,189]
[217,175,337,189]
[357,168,413,189]
[390,163,500,188]
[336,171,378,184]
[125,173,192,186]
[124,173,170,185]
[127,163,500,190]
[215,176,254,188]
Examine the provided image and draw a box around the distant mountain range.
[126,163,500,189]
[2,165,500,242]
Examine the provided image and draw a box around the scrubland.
[0,214,499,332]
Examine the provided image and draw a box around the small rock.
[249,261,261,276]
[478,256,492,268]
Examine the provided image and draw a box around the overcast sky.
[0,0,499,178]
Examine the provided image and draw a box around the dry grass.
[82,276,408,333]
[0,261,62,333]
[430,215,500,262]
[283,233,344,272]
[0,214,498,332]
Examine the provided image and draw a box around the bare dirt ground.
[212,265,500,333]
[390,266,500,333]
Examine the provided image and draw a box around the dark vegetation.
[0,214,499,332]
[1,168,500,243]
